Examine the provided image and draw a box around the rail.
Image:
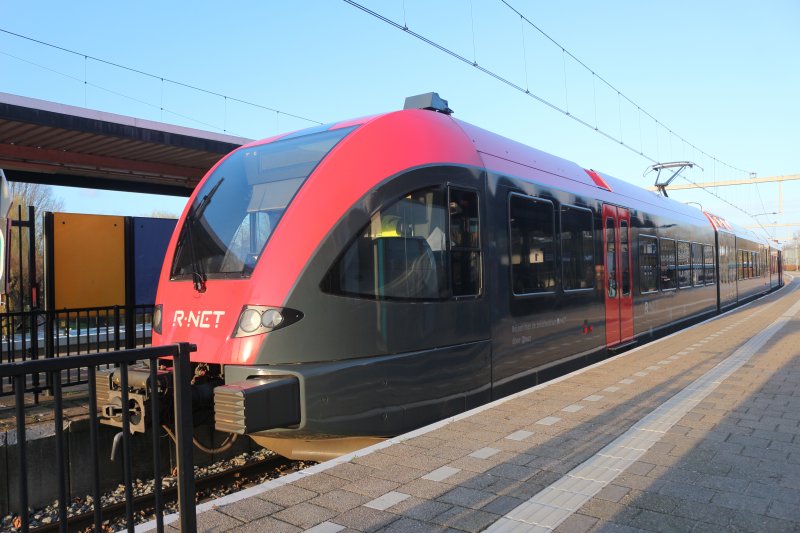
[0,342,196,533]
[29,455,296,532]
[0,304,154,399]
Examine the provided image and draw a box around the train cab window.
[639,235,658,293]
[171,126,355,280]
[691,243,703,286]
[660,238,677,290]
[677,241,691,288]
[703,245,715,284]
[620,220,630,295]
[449,188,481,297]
[509,194,556,294]
[560,205,594,290]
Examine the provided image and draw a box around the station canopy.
[0,92,251,196]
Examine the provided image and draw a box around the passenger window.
[323,187,448,300]
[620,220,630,296]
[560,206,595,290]
[639,236,658,293]
[692,243,703,286]
[738,250,743,280]
[677,241,691,288]
[660,238,677,290]
[509,195,556,294]
[450,189,481,297]
[703,245,715,284]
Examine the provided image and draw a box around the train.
[105,93,783,461]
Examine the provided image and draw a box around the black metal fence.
[0,304,154,398]
[0,343,197,533]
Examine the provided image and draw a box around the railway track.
[29,455,300,533]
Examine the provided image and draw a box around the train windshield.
[171,126,354,281]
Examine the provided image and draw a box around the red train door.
[603,204,634,347]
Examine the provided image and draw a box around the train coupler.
[95,365,173,433]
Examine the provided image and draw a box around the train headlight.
[239,309,263,333]
[153,304,163,335]
[261,309,284,328]
[233,306,303,338]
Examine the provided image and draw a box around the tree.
[4,182,64,312]
[148,209,180,219]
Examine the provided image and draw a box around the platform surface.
[159,277,800,532]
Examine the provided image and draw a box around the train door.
[603,204,633,347]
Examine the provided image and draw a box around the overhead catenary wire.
[0,49,235,132]
[497,0,751,178]
[343,0,658,162]
[0,27,323,126]
[345,0,750,179]
[2,15,775,236]
[344,0,770,236]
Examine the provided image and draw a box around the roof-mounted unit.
[403,92,453,115]
[644,161,702,197]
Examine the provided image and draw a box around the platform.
[150,278,800,532]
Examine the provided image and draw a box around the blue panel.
[132,217,178,306]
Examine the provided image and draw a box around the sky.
[1,1,798,240]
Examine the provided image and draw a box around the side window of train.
[691,243,703,286]
[660,238,677,290]
[560,205,594,291]
[509,194,556,294]
[740,250,745,279]
[677,241,691,288]
[323,186,449,300]
[323,185,483,301]
[449,188,481,297]
[703,245,715,284]
[639,235,658,293]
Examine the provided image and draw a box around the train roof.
[245,105,727,232]
[704,211,772,247]
[452,118,708,226]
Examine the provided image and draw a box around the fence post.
[173,342,196,532]
[114,306,121,352]
[124,306,135,350]
[14,375,29,531]
[45,309,54,360]
[29,310,39,401]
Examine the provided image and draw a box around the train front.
[147,107,486,461]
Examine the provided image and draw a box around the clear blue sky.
[1,1,798,239]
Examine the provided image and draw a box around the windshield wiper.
[184,178,224,293]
